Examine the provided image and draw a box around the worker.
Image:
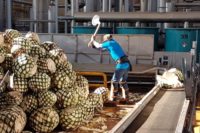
[88,34,132,103]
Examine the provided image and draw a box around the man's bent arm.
[93,40,102,48]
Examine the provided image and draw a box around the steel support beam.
[73,12,200,22]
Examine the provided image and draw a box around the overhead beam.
[72,12,200,22]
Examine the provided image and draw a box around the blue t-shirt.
[102,39,130,70]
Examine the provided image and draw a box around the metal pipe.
[124,0,129,12]
[119,0,123,12]
[103,0,108,12]
[75,0,79,12]
[140,0,147,12]
[0,0,4,30]
[6,0,12,29]
[73,12,200,22]
[148,0,157,12]
[184,21,189,28]
[108,0,112,12]
[71,0,75,33]
[157,0,166,32]
[135,21,141,27]
[85,0,94,12]
[164,2,175,28]
[184,9,191,28]
[48,1,56,33]
[64,0,68,33]
[55,0,58,33]
[32,0,37,32]
[102,0,108,27]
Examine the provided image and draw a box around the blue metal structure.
[73,26,112,34]
[165,28,197,52]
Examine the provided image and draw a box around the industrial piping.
[69,12,200,22]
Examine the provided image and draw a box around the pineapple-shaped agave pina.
[9,74,29,93]
[56,60,73,73]
[25,31,40,45]
[0,105,27,133]
[0,91,23,108]
[75,75,89,105]
[59,93,103,130]
[53,70,75,90]
[11,37,32,57]
[59,106,84,130]
[0,66,5,93]
[29,107,59,133]
[3,29,21,44]
[81,93,103,120]
[0,46,6,63]
[3,53,13,71]
[12,54,37,78]
[94,87,109,103]
[29,72,51,92]
[48,48,67,67]
[37,57,56,74]
[38,91,57,107]
[20,94,38,114]
[40,41,58,52]
[56,86,79,108]
[28,44,46,58]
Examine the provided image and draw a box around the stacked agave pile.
[0,29,108,132]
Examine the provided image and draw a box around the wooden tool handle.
[88,23,101,47]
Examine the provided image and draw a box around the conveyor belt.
[125,89,186,133]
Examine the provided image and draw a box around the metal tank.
[116,27,159,50]
[165,28,197,52]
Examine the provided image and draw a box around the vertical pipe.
[124,0,130,26]
[32,0,37,32]
[119,0,123,12]
[71,0,75,33]
[108,0,112,28]
[140,0,147,12]
[0,0,4,30]
[135,21,141,27]
[108,0,112,12]
[102,0,108,27]
[157,0,166,31]
[6,0,12,29]
[64,0,68,33]
[164,2,175,28]
[38,0,48,33]
[184,9,190,28]
[85,0,94,12]
[148,0,157,12]
[75,0,79,12]
[55,0,58,33]
[48,1,56,33]
[103,0,108,12]
[124,0,129,12]
[140,0,147,27]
